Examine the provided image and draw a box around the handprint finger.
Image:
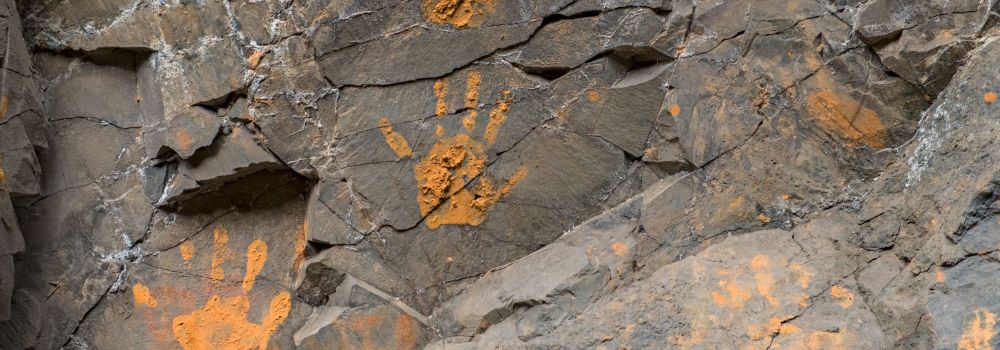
[378,118,413,158]
[243,239,267,292]
[210,225,228,280]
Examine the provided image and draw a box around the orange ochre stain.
[175,128,194,151]
[378,118,413,158]
[483,90,513,145]
[986,92,997,104]
[935,269,946,283]
[668,104,681,117]
[180,241,195,262]
[0,155,6,184]
[830,285,854,308]
[133,283,158,307]
[806,91,887,149]
[610,241,629,257]
[211,226,229,281]
[421,0,496,28]
[434,79,449,117]
[958,309,997,350]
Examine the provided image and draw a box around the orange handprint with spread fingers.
[379,70,528,229]
[133,225,294,350]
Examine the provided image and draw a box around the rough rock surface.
[0,0,999,349]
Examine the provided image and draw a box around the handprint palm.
[379,70,527,229]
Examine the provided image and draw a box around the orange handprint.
[379,70,527,229]
[172,226,291,350]
[134,225,293,350]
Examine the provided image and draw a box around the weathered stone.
[318,21,542,85]
[507,8,669,71]
[856,0,997,97]
[159,127,283,206]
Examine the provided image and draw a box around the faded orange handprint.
[133,225,294,350]
[671,254,858,350]
[379,70,528,229]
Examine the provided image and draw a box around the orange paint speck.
[935,270,946,283]
[830,285,854,308]
[133,283,158,307]
[668,104,681,117]
[610,241,629,257]
[958,309,996,350]
[378,118,413,158]
[985,92,997,104]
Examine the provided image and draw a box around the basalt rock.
[2,0,1000,349]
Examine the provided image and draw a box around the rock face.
[0,0,999,349]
